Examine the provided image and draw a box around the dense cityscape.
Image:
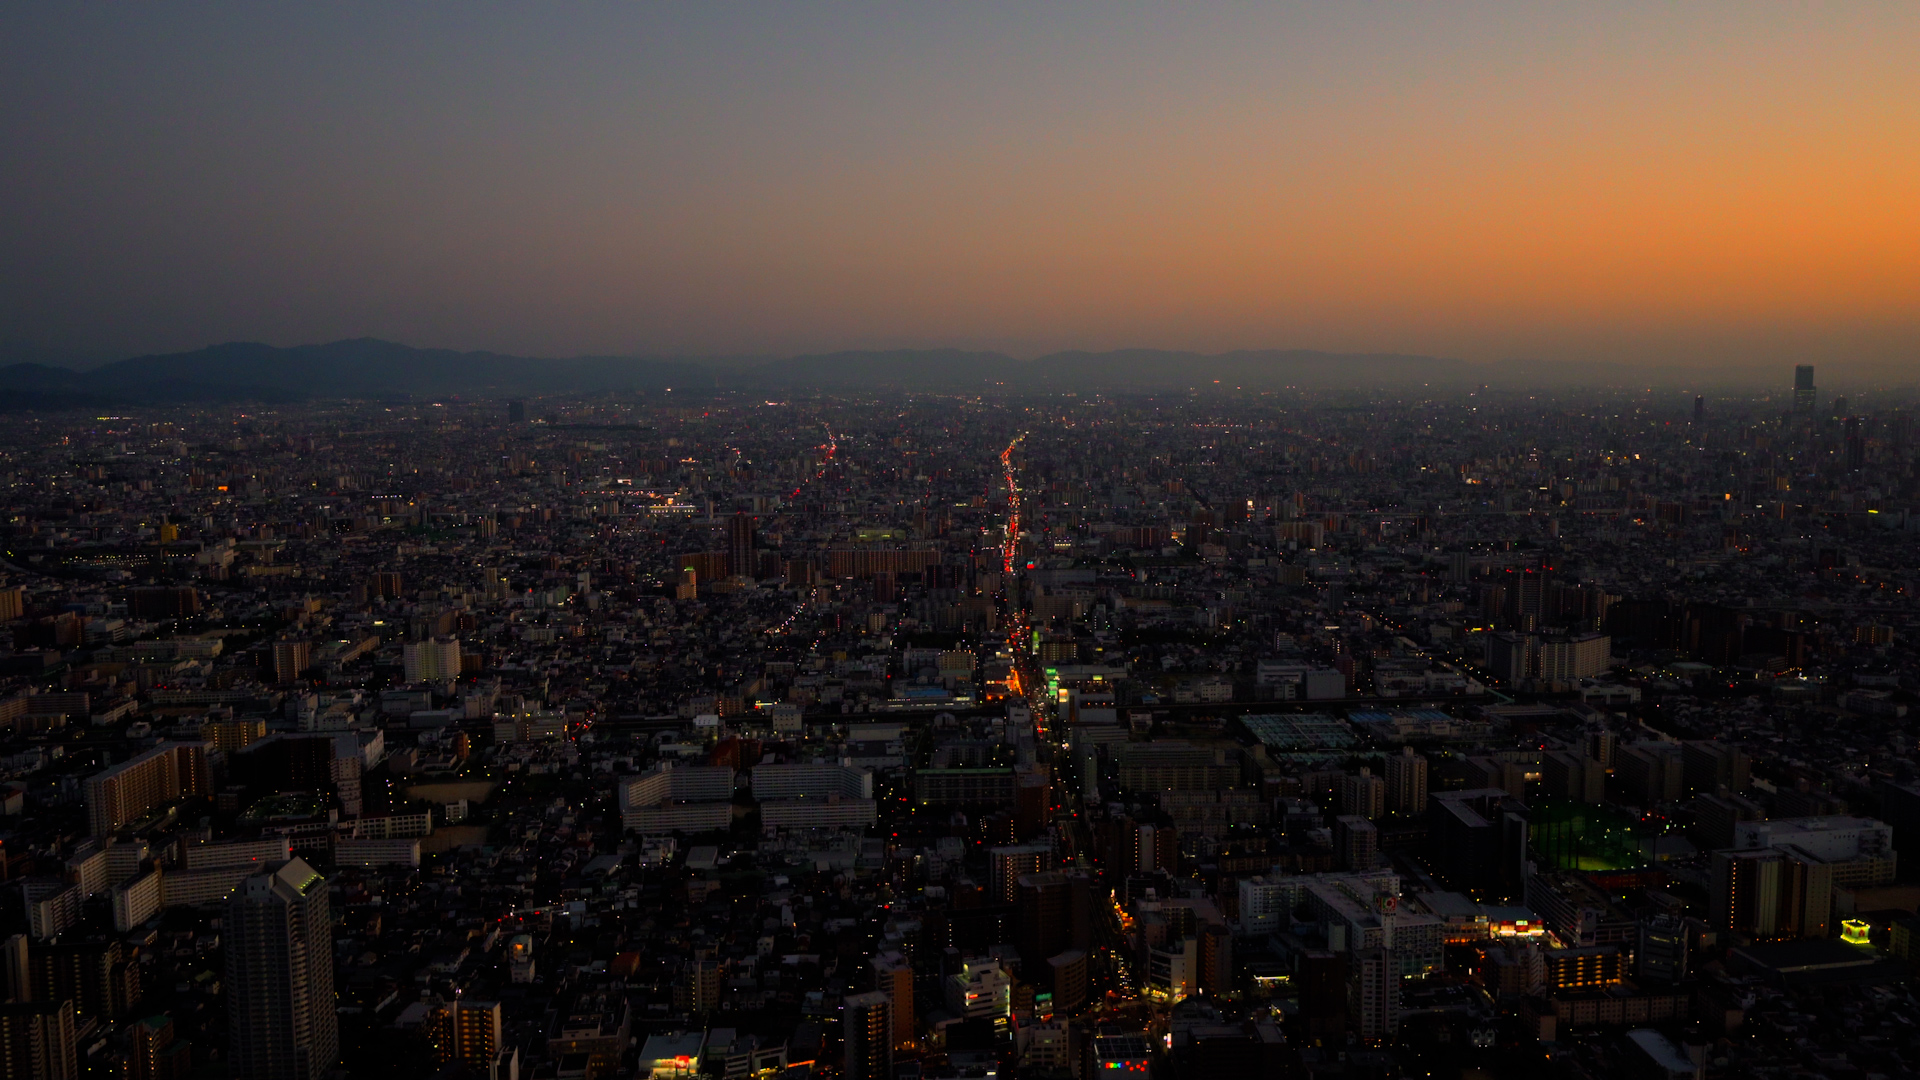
[0,367,1911,1079]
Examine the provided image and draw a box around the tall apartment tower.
[429,999,502,1073]
[1384,748,1428,815]
[271,640,311,685]
[1793,365,1816,414]
[226,858,337,1080]
[0,1000,77,1080]
[1300,949,1347,1044]
[1348,948,1400,1043]
[0,935,27,1004]
[871,952,915,1048]
[842,991,894,1080]
[989,844,1052,906]
[84,743,210,837]
[1333,815,1379,871]
[690,958,722,1014]
[1016,872,1072,974]
[727,512,757,578]
[402,637,463,683]
[1339,769,1386,820]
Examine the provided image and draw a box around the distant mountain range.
[0,337,1795,408]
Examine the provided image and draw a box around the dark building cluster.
[0,369,1914,1079]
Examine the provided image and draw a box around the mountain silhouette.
[0,337,1758,408]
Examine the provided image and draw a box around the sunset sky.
[3,3,1917,376]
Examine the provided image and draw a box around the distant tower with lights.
[1792,366,1816,414]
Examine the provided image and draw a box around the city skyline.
[3,4,1919,376]
[0,383,1911,1076]
[1,5,1917,1078]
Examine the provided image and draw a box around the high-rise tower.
[842,991,893,1080]
[1793,365,1816,414]
[727,512,757,578]
[226,858,336,1080]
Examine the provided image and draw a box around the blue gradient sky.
[3,3,1918,373]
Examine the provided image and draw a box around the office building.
[1793,365,1816,413]
[1731,816,1897,886]
[1147,936,1198,1002]
[1638,913,1689,983]
[226,858,337,1080]
[946,957,1011,1022]
[1021,1018,1072,1073]
[1428,790,1530,902]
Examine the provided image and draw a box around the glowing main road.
[999,434,1023,574]
[997,433,1050,737]
[786,426,838,502]
[764,426,839,638]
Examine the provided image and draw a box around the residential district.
[0,368,1916,1080]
